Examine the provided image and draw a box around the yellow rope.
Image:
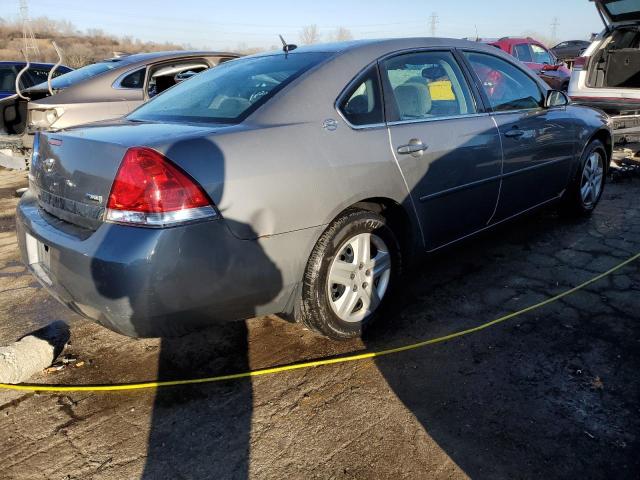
[1,252,638,393]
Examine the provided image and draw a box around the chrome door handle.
[504,129,525,138]
[397,139,429,156]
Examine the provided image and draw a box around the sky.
[1,0,605,50]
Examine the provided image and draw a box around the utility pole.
[19,0,40,59]
[551,16,559,40]
[429,12,439,37]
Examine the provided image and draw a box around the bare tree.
[329,26,353,42]
[300,24,320,45]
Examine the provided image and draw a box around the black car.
[551,40,591,61]
[0,61,72,100]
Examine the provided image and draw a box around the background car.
[489,37,572,90]
[0,51,239,169]
[16,38,611,340]
[550,40,591,61]
[569,0,640,145]
[0,61,72,100]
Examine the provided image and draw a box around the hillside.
[0,16,185,68]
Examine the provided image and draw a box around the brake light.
[106,147,217,227]
[572,56,589,69]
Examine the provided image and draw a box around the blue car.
[0,61,72,99]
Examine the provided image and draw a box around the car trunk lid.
[30,130,131,230]
[594,0,640,27]
[30,120,227,230]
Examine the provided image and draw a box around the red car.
[489,37,572,91]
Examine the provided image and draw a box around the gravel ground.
[0,166,638,479]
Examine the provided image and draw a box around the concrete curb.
[0,321,70,384]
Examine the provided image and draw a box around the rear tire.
[559,139,606,217]
[299,208,401,340]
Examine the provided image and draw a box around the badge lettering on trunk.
[85,193,103,203]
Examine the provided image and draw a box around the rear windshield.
[602,0,640,19]
[44,60,123,89]
[128,52,330,124]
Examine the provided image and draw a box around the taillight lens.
[572,56,589,69]
[106,147,217,227]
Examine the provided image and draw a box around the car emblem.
[85,193,103,203]
[43,158,56,173]
[323,118,338,131]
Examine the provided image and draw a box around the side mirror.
[545,90,569,108]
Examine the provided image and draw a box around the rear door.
[462,50,576,221]
[381,49,503,249]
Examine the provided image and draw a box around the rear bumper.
[16,191,304,337]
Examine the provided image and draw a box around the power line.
[429,12,439,37]
[551,16,559,40]
[19,0,40,59]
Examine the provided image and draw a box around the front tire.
[300,208,401,340]
[559,139,606,217]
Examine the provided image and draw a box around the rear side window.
[513,44,533,62]
[120,69,145,88]
[382,51,476,121]
[464,52,543,112]
[338,66,383,126]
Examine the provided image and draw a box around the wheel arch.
[350,196,422,260]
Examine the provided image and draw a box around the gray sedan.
[16,38,611,339]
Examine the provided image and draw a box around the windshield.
[128,52,330,124]
[43,60,123,89]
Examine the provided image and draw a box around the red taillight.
[106,147,217,227]
[572,56,589,69]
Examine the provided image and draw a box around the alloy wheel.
[327,232,391,323]
[580,151,604,207]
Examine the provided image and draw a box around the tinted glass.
[382,51,476,121]
[48,61,122,89]
[464,52,543,111]
[513,44,533,62]
[339,66,383,126]
[531,44,553,64]
[120,68,145,88]
[0,67,16,91]
[130,53,329,124]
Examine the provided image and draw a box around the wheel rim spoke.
[329,260,355,286]
[372,251,391,277]
[327,232,391,323]
[353,233,371,264]
[335,288,360,317]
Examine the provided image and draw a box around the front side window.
[513,44,533,62]
[464,52,543,112]
[338,66,383,126]
[382,51,476,121]
[130,52,329,124]
[531,44,553,65]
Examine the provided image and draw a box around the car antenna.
[279,34,297,56]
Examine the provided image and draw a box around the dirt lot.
[0,166,638,480]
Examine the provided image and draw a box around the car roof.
[97,50,240,67]
[251,37,506,57]
[490,37,545,47]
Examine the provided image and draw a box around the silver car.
[0,51,239,168]
[16,39,611,339]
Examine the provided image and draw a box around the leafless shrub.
[299,24,320,45]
